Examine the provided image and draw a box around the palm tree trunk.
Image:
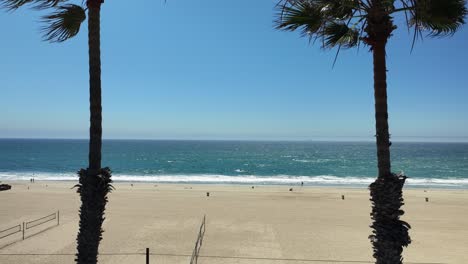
[88,1,102,173]
[372,42,391,178]
[75,1,112,263]
[368,38,411,264]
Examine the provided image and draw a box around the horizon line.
[1,136,468,143]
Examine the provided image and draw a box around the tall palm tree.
[275,0,466,263]
[1,0,112,263]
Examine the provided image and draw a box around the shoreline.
[2,172,468,189]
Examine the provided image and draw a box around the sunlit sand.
[1,182,467,264]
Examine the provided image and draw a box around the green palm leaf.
[411,0,467,36]
[318,0,359,19]
[0,0,63,10]
[41,4,86,42]
[276,1,361,49]
[275,0,325,37]
[323,21,359,48]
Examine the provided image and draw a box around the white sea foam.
[1,171,467,188]
[292,158,332,163]
[292,159,312,163]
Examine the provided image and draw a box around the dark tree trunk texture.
[75,1,112,264]
[372,42,391,178]
[365,2,411,264]
[88,1,102,173]
[75,168,112,264]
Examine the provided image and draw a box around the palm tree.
[275,0,466,263]
[1,0,112,263]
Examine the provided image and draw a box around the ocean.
[0,139,467,188]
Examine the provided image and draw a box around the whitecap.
[0,172,468,189]
[1,172,467,188]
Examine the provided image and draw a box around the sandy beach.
[0,181,467,264]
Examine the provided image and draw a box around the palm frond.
[41,4,86,42]
[275,0,366,63]
[323,21,359,48]
[0,0,63,10]
[318,0,360,19]
[411,0,467,36]
[275,0,326,37]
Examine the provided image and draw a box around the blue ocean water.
[0,139,467,188]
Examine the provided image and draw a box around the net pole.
[146,248,149,264]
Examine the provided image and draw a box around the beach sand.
[0,181,467,264]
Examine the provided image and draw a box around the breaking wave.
[1,172,467,188]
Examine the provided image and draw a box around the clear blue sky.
[1,0,467,141]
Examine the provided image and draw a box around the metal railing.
[24,212,58,230]
[23,211,59,239]
[0,211,59,242]
[0,225,21,240]
[190,215,206,264]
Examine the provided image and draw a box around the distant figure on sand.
[301,181,304,187]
